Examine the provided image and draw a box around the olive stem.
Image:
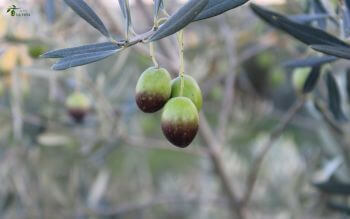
[149,5,160,68]
[163,10,170,17]
[157,17,168,25]
[177,30,185,96]
[153,11,159,28]
[149,42,159,68]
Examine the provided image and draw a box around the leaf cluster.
[42,0,249,70]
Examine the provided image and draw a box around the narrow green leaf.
[41,42,119,58]
[250,4,350,47]
[327,202,350,215]
[325,72,347,121]
[346,0,350,10]
[311,0,328,29]
[64,0,110,37]
[314,180,350,195]
[52,50,118,70]
[194,0,249,21]
[118,0,132,36]
[288,13,329,24]
[149,0,209,42]
[346,69,350,103]
[154,0,164,19]
[282,56,337,68]
[311,44,350,60]
[303,65,321,93]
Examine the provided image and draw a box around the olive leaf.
[118,0,133,37]
[311,0,328,29]
[193,0,249,21]
[314,180,350,195]
[63,0,110,37]
[342,4,350,37]
[41,42,120,58]
[288,14,329,24]
[303,65,321,93]
[327,202,350,215]
[325,72,347,121]
[346,69,350,102]
[250,4,350,48]
[282,55,337,68]
[311,44,350,60]
[149,0,209,42]
[154,0,164,20]
[52,50,119,70]
[346,0,350,10]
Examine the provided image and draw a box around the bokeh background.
[0,0,349,218]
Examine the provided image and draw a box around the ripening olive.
[65,92,91,123]
[171,75,202,111]
[161,97,199,148]
[135,67,171,113]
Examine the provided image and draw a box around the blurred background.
[0,0,349,218]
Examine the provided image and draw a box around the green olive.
[171,75,202,111]
[135,67,172,113]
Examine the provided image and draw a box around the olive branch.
[41,0,249,71]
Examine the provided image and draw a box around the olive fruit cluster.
[135,67,202,148]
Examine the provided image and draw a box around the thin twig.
[241,96,306,206]
[314,100,350,172]
[313,100,344,136]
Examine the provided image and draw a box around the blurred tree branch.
[217,18,237,144]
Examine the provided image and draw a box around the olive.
[161,97,199,148]
[135,66,172,113]
[65,92,91,123]
[171,75,202,111]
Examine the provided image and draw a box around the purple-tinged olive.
[135,67,172,113]
[161,97,199,148]
[65,92,91,123]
